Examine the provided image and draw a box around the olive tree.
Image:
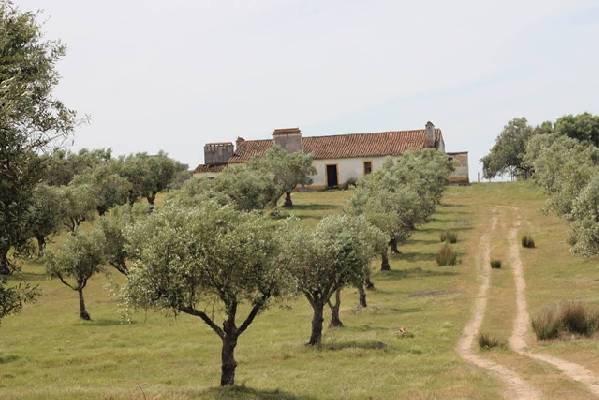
[0,2,76,274]
[119,151,187,209]
[71,163,132,215]
[283,214,385,345]
[247,145,316,207]
[481,118,535,179]
[28,184,63,255]
[44,230,106,320]
[57,184,98,232]
[570,174,599,257]
[123,202,291,386]
[95,203,150,276]
[524,134,599,217]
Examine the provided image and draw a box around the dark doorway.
[326,164,338,188]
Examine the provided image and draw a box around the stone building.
[195,122,469,188]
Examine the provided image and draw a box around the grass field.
[1,183,599,399]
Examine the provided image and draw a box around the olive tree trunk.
[220,333,238,386]
[365,276,375,290]
[328,289,343,327]
[78,289,91,320]
[0,246,10,275]
[390,237,399,253]
[307,301,325,345]
[35,235,46,256]
[358,284,367,308]
[284,191,293,208]
[380,248,391,271]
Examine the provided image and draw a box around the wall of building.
[447,152,469,185]
[306,156,393,189]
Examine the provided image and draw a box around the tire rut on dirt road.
[508,213,599,397]
[456,209,541,400]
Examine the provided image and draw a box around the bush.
[490,259,502,269]
[532,302,599,340]
[436,244,457,266]
[478,333,504,350]
[522,235,535,248]
[440,231,457,243]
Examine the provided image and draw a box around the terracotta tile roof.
[194,163,227,174]
[228,129,442,163]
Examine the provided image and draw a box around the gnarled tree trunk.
[147,193,156,212]
[307,301,324,345]
[220,333,238,386]
[35,235,46,256]
[358,284,367,308]
[328,289,343,327]
[390,237,399,254]
[78,289,91,320]
[380,248,391,271]
[284,191,293,208]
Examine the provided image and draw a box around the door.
[326,164,338,188]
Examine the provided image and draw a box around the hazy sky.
[18,0,599,179]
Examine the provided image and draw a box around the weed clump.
[490,259,502,269]
[440,231,458,244]
[522,235,536,248]
[478,333,505,350]
[532,302,599,340]
[436,244,457,266]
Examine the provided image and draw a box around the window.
[363,161,372,175]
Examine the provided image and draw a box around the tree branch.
[238,295,268,335]
[179,306,225,339]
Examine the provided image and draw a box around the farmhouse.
[195,122,469,188]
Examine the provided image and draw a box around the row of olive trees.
[349,149,454,271]
[524,134,599,256]
[482,113,599,179]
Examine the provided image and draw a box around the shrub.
[490,259,502,269]
[522,235,535,248]
[440,231,457,243]
[532,307,560,340]
[436,244,457,266]
[478,333,504,350]
[532,302,599,340]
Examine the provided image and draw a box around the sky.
[17,0,599,179]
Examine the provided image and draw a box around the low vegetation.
[490,259,502,269]
[532,302,599,340]
[521,235,536,248]
[435,244,457,266]
[478,332,505,350]
[440,231,458,243]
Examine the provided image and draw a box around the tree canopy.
[247,145,316,207]
[123,201,291,385]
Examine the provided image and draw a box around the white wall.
[307,156,394,189]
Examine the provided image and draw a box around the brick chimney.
[235,136,245,152]
[425,121,436,148]
[273,127,302,153]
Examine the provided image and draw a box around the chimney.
[425,121,436,148]
[235,136,245,151]
[204,142,233,165]
[272,127,302,153]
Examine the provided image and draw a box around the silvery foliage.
[122,201,292,321]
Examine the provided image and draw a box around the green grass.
[0,187,502,399]
[4,183,599,399]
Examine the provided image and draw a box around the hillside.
[2,183,599,399]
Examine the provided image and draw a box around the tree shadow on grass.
[393,251,437,263]
[319,340,387,352]
[375,267,459,281]
[0,354,20,364]
[290,204,339,211]
[202,385,317,400]
[83,319,135,326]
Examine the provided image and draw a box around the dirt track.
[456,210,541,399]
